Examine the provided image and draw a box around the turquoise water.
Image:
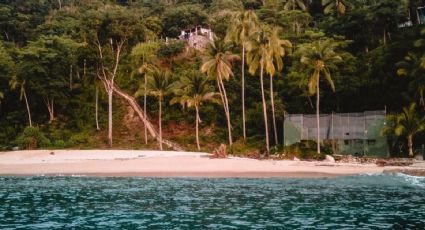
[0,175,424,229]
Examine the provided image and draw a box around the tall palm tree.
[171,71,220,150]
[131,41,160,144]
[225,10,259,140]
[9,78,32,127]
[299,39,342,154]
[245,26,275,153]
[322,0,353,16]
[266,27,292,145]
[384,103,425,157]
[139,69,177,150]
[138,60,157,143]
[201,38,239,146]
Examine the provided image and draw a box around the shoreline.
[0,150,423,178]
[0,171,345,178]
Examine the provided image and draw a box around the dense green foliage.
[0,0,424,157]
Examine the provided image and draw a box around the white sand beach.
[0,150,422,177]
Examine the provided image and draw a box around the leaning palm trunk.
[242,45,246,140]
[408,135,414,157]
[195,105,201,151]
[216,76,233,146]
[316,75,321,154]
[158,97,163,150]
[270,74,278,145]
[260,62,270,153]
[144,75,148,144]
[112,84,183,151]
[23,89,32,127]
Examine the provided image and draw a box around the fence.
[283,111,389,157]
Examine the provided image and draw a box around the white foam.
[396,173,425,188]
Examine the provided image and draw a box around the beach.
[1,150,422,177]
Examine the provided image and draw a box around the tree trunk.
[23,89,32,127]
[69,65,73,91]
[260,62,270,153]
[45,97,55,124]
[144,75,148,144]
[158,97,163,150]
[195,105,200,151]
[383,29,386,45]
[108,88,113,148]
[216,76,232,146]
[242,44,246,140]
[408,135,414,157]
[95,85,100,131]
[112,84,183,151]
[316,75,321,154]
[219,77,233,146]
[270,74,278,145]
[50,98,54,123]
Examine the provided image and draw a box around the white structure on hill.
[178,25,213,50]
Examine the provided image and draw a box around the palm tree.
[9,78,32,127]
[282,1,311,41]
[283,0,309,11]
[245,26,274,153]
[396,28,425,108]
[322,0,353,16]
[139,69,177,150]
[201,38,239,146]
[131,41,160,144]
[384,103,425,157]
[225,10,259,140]
[138,60,157,144]
[171,71,220,150]
[299,39,342,154]
[266,27,292,145]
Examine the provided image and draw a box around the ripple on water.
[0,175,424,229]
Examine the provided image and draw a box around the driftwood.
[211,144,227,158]
[376,160,413,167]
[111,84,183,151]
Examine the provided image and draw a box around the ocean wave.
[395,173,425,188]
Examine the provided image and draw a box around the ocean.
[0,174,424,229]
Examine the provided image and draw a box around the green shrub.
[157,41,185,58]
[228,138,263,156]
[69,132,90,146]
[280,141,329,160]
[16,126,51,150]
[53,140,66,149]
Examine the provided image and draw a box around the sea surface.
[0,174,424,229]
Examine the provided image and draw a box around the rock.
[324,155,335,163]
[414,154,424,161]
[12,146,19,151]
[293,157,300,161]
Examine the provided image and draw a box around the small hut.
[178,25,213,50]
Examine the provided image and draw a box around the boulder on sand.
[324,155,335,163]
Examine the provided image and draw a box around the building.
[399,6,425,28]
[283,111,389,157]
[178,25,213,50]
